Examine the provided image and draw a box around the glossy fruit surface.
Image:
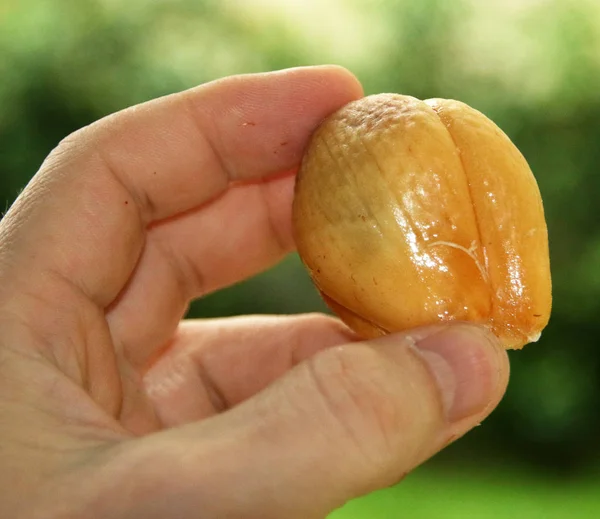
[293,94,552,349]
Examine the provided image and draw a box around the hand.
[0,66,509,519]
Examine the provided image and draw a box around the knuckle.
[37,132,84,179]
[306,344,405,469]
[48,127,90,164]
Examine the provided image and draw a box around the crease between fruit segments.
[428,103,494,308]
[319,286,391,337]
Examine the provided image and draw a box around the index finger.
[0,66,363,309]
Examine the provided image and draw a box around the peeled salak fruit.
[292,94,552,349]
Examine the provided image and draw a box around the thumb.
[120,323,509,519]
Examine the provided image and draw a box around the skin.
[0,66,510,519]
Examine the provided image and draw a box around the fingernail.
[413,325,505,422]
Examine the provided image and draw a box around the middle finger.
[142,313,357,427]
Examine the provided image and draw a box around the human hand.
[0,66,509,519]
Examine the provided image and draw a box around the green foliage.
[331,466,600,519]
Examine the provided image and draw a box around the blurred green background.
[2,0,600,517]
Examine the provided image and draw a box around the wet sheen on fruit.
[292,94,552,349]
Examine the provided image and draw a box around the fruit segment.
[427,99,551,348]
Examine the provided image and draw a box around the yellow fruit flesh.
[293,94,551,349]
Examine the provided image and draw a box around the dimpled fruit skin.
[292,94,552,349]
